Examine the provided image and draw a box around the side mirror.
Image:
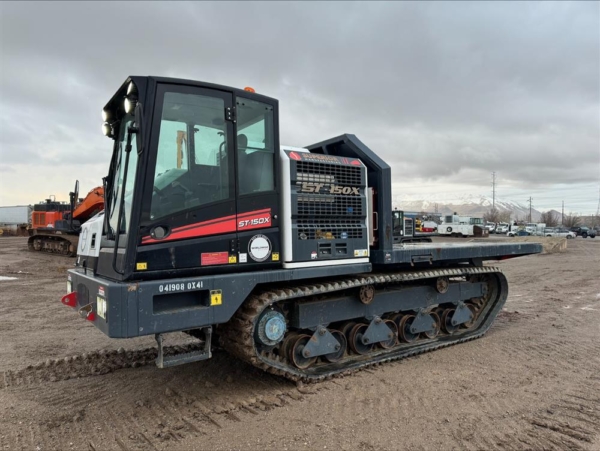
[134,102,144,155]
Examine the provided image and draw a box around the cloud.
[0,1,598,212]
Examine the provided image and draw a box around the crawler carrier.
[62,77,541,381]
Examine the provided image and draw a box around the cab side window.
[236,98,275,195]
[150,92,229,220]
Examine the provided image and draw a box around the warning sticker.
[210,290,222,306]
[201,252,229,266]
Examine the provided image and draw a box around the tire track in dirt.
[2,348,330,450]
[448,381,600,451]
[0,345,199,389]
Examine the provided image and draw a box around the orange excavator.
[28,181,104,257]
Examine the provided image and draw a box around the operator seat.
[237,134,273,194]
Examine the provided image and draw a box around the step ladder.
[155,327,212,368]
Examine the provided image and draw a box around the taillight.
[86,311,96,321]
[61,292,77,308]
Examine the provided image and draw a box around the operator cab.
[85,77,280,281]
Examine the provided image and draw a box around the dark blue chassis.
[66,241,541,339]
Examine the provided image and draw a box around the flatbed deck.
[373,241,542,265]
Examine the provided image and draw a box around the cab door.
[234,96,281,269]
[136,84,240,273]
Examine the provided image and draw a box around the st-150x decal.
[300,183,360,195]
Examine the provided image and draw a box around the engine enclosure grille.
[286,152,368,263]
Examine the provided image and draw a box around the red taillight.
[61,292,77,308]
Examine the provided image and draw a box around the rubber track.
[220,266,507,383]
[28,234,79,257]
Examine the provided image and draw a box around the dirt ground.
[0,236,599,451]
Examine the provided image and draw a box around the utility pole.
[562,201,564,226]
[492,172,496,210]
[528,197,533,223]
[595,187,600,228]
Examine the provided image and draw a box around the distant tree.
[498,210,512,223]
[484,208,512,224]
[539,211,559,227]
[483,207,501,223]
[562,213,581,228]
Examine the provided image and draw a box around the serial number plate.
[158,281,204,293]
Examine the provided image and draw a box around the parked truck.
[60,76,541,381]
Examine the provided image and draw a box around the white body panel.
[279,146,308,264]
[77,212,104,258]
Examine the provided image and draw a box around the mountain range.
[393,194,545,221]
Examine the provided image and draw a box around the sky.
[1,1,599,215]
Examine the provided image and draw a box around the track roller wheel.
[461,305,477,329]
[341,321,357,344]
[323,330,347,363]
[441,309,459,334]
[422,312,441,339]
[349,324,373,355]
[397,315,419,343]
[280,331,300,362]
[379,319,398,349]
[291,334,317,369]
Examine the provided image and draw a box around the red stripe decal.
[167,214,236,235]
[141,208,272,244]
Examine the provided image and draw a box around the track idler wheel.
[441,309,460,334]
[291,334,317,369]
[349,324,374,355]
[397,315,419,343]
[323,330,347,363]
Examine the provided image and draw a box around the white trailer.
[0,205,31,225]
[438,215,484,237]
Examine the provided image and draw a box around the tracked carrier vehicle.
[62,77,541,381]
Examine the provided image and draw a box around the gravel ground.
[0,236,599,451]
